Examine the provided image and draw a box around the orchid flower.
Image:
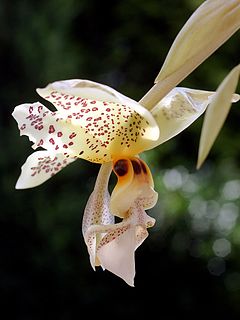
[12,0,240,286]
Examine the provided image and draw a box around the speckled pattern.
[82,162,156,286]
[38,89,153,157]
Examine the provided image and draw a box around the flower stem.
[139,78,172,111]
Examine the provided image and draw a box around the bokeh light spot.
[212,238,231,257]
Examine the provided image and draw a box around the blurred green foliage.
[0,0,240,319]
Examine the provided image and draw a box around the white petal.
[15,150,76,189]
[82,162,155,286]
[12,102,112,163]
[140,0,240,109]
[37,79,136,104]
[97,227,136,286]
[131,203,155,249]
[151,87,215,146]
[82,163,114,268]
[97,202,155,286]
[12,102,82,155]
[82,163,113,234]
[197,65,240,169]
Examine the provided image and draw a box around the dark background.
[1,0,240,319]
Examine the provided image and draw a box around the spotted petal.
[96,202,155,287]
[82,162,114,268]
[149,87,216,146]
[36,79,143,107]
[13,102,116,163]
[15,150,76,189]
[82,162,155,286]
[36,79,160,158]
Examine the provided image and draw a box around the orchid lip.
[110,156,158,218]
[82,161,156,286]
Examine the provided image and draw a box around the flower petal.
[37,79,141,106]
[150,87,215,146]
[140,0,240,109]
[82,162,155,286]
[15,150,76,189]
[12,102,112,163]
[97,226,135,286]
[82,163,114,268]
[85,199,155,286]
[110,157,158,218]
[36,80,160,157]
[197,65,240,169]
[97,201,155,286]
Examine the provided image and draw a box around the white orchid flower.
[12,0,240,286]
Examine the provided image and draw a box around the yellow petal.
[197,65,240,169]
[140,0,240,109]
[37,80,159,160]
[151,87,215,147]
[110,157,158,218]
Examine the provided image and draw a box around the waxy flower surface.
[12,0,240,285]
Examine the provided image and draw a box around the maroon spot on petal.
[48,125,55,133]
[49,138,55,145]
[38,105,43,113]
[20,124,26,130]
[37,139,44,146]
[63,144,68,149]
[69,132,77,139]
[57,132,63,137]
